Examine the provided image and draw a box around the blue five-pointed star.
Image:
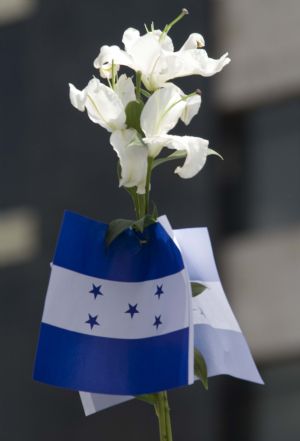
[125,303,139,318]
[153,315,162,329]
[155,284,164,299]
[89,284,103,299]
[85,314,100,329]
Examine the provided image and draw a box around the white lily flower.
[162,82,201,125]
[69,75,136,132]
[140,85,185,137]
[140,84,201,157]
[143,134,218,178]
[110,129,148,194]
[93,27,230,91]
[69,75,148,191]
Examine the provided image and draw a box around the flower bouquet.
[33,9,262,441]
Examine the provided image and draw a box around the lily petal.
[110,129,148,194]
[86,78,126,131]
[180,93,201,125]
[149,49,230,87]
[122,27,141,52]
[191,50,231,77]
[127,33,160,71]
[114,74,136,107]
[140,85,185,139]
[93,45,134,78]
[69,83,87,111]
[171,49,231,78]
[152,30,174,52]
[70,78,126,132]
[180,33,205,51]
[143,134,213,178]
[162,82,201,125]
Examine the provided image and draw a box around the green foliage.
[135,393,156,405]
[152,151,187,169]
[125,100,144,134]
[134,214,154,232]
[151,201,159,219]
[105,218,137,246]
[106,211,158,246]
[191,282,208,297]
[194,348,208,390]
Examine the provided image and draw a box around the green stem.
[141,88,151,98]
[111,60,116,90]
[128,143,173,441]
[130,156,153,224]
[135,70,142,102]
[154,392,173,441]
[145,157,154,215]
[161,8,189,38]
[136,193,145,219]
[163,392,172,440]
[131,191,138,218]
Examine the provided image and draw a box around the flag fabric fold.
[33,211,194,396]
[174,225,263,385]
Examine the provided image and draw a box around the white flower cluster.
[69,11,230,194]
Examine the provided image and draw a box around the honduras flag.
[33,211,194,395]
[79,217,263,416]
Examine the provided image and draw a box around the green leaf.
[133,216,146,233]
[151,201,159,220]
[152,150,187,169]
[191,282,208,297]
[106,218,135,246]
[125,101,144,134]
[134,214,156,233]
[135,393,156,405]
[140,88,151,98]
[207,148,223,160]
[106,215,158,246]
[194,348,208,390]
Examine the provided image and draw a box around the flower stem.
[154,392,173,441]
[130,155,173,441]
[145,157,154,215]
[111,60,116,90]
[135,71,142,102]
[162,8,189,38]
[130,156,153,224]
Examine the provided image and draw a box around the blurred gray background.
[0,0,300,440]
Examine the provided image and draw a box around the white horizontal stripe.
[192,281,241,332]
[42,265,190,339]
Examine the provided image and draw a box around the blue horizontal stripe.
[34,323,189,395]
[53,211,184,282]
[194,324,263,384]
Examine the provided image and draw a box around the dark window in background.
[219,97,300,441]
[220,99,300,236]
